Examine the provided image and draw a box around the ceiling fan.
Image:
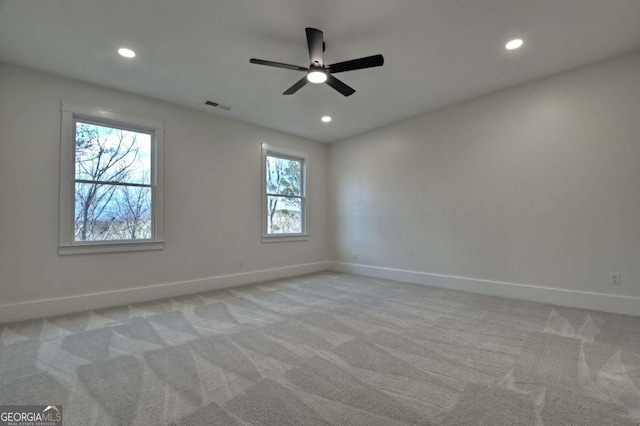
[250,28,384,97]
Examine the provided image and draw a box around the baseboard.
[0,261,329,324]
[5,260,637,323]
[329,261,640,316]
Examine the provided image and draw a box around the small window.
[262,144,308,242]
[59,102,164,254]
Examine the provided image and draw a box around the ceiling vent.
[205,100,231,111]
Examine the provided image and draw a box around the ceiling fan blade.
[326,74,355,97]
[326,54,384,73]
[305,27,324,66]
[283,77,309,95]
[250,58,308,72]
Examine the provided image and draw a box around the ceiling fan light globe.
[307,70,327,84]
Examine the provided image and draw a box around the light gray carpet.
[1,272,639,425]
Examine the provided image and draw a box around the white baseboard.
[4,260,637,323]
[0,261,329,324]
[329,262,640,316]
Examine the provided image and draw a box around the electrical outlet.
[352,251,358,260]
[610,272,621,286]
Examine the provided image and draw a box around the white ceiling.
[1,0,639,143]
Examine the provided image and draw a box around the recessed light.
[321,116,332,123]
[505,39,524,50]
[117,47,136,58]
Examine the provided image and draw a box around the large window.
[59,102,164,254]
[262,144,308,241]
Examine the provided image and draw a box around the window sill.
[59,241,164,255]
[261,234,309,243]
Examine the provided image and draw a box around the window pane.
[75,122,151,184]
[266,155,301,196]
[74,182,152,241]
[266,196,302,234]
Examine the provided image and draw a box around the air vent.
[205,100,231,111]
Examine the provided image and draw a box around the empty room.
[1,1,639,425]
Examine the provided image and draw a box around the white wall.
[2,50,639,321]
[329,51,640,312]
[0,63,329,318]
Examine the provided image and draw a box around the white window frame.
[261,143,308,243]
[59,101,165,255]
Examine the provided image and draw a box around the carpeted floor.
[1,272,639,425]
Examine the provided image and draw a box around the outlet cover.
[610,272,621,286]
